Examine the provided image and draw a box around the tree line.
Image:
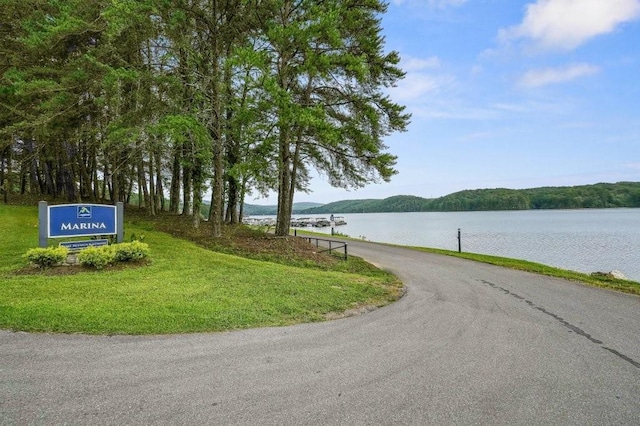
[301,182,640,213]
[0,0,409,235]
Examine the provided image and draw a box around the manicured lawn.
[0,204,402,335]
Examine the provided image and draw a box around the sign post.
[38,201,48,248]
[117,202,123,243]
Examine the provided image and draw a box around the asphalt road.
[2,240,639,425]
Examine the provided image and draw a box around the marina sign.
[39,202,124,247]
[48,204,116,238]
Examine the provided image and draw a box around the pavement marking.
[480,279,640,370]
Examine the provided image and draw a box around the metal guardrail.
[298,236,348,260]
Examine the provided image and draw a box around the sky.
[249,0,640,205]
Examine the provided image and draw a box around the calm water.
[289,209,640,282]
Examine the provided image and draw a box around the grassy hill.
[301,182,640,214]
[0,204,402,335]
[242,202,324,216]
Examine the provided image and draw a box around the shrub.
[24,242,150,271]
[113,241,150,262]
[77,242,150,269]
[128,233,146,242]
[23,247,69,268]
[77,245,116,270]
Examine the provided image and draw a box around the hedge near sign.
[38,202,124,247]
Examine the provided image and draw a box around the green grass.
[296,227,640,295]
[411,247,640,295]
[3,204,637,336]
[0,204,402,335]
[0,205,41,271]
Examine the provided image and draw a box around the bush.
[77,242,150,269]
[113,241,150,262]
[77,245,116,270]
[24,242,150,271]
[24,247,69,268]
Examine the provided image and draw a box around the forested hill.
[242,202,323,216]
[300,182,640,214]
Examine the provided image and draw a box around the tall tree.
[258,0,409,235]
[1,0,409,236]
[1,0,111,200]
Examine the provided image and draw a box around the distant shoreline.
[242,182,640,215]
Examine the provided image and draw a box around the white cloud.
[410,103,503,120]
[458,130,500,142]
[431,0,467,6]
[390,73,454,101]
[491,102,530,113]
[500,0,640,50]
[402,56,442,72]
[391,0,467,7]
[387,55,451,101]
[470,65,483,75]
[519,63,600,87]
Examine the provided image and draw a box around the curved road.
[2,241,640,424]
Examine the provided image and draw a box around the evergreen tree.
[257,0,409,235]
[1,0,410,238]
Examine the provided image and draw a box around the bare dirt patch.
[13,261,148,276]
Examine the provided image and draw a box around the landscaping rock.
[591,270,627,280]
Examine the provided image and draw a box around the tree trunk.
[211,134,224,236]
[155,153,164,212]
[192,159,203,229]
[224,54,240,224]
[275,127,292,236]
[208,24,223,237]
[287,131,303,224]
[182,169,192,215]
[0,145,9,203]
[169,143,181,214]
[148,152,156,215]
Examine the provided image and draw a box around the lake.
[288,209,640,282]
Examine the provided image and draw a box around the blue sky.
[252,0,640,205]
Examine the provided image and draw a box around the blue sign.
[48,204,117,238]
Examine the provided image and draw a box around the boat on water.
[290,217,316,227]
[243,216,348,228]
[242,217,276,226]
[333,216,347,226]
[290,216,347,227]
[314,218,331,227]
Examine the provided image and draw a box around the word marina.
[59,222,108,231]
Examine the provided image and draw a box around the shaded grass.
[128,210,341,268]
[0,204,402,334]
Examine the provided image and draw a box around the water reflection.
[288,209,640,281]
